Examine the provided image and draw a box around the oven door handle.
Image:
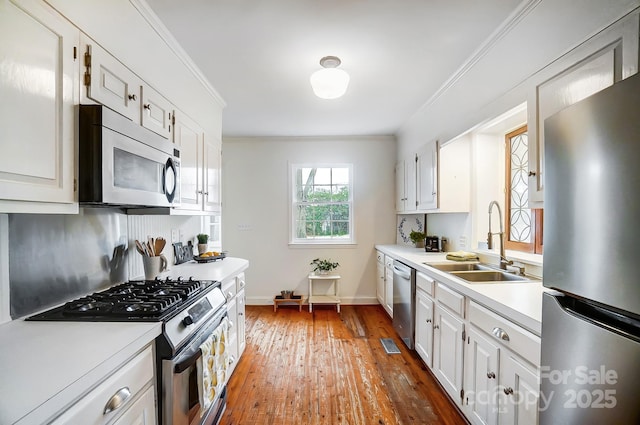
[173,349,203,374]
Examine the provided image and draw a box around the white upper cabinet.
[416,141,438,210]
[528,12,639,207]
[437,137,470,213]
[173,110,221,213]
[395,158,416,212]
[141,84,173,139]
[0,0,78,213]
[81,34,174,139]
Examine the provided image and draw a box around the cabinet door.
[464,327,500,425]
[376,260,385,306]
[499,353,539,425]
[226,296,239,376]
[111,386,156,425]
[237,287,246,357]
[438,138,470,212]
[0,0,77,209]
[528,13,639,207]
[433,305,464,404]
[81,34,141,122]
[416,141,438,210]
[173,111,203,209]
[140,84,173,138]
[415,290,434,368]
[384,265,394,317]
[395,159,406,212]
[203,136,222,212]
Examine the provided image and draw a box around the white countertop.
[375,245,547,336]
[0,256,249,425]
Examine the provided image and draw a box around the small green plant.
[196,233,209,244]
[310,258,340,273]
[409,230,426,244]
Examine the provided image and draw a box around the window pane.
[509,132,532,243]
[292,164,353,243]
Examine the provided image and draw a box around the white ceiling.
[145,0,524,138]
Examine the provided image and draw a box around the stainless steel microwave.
[79,105,180,208]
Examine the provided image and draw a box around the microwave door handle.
[164,158,177,203]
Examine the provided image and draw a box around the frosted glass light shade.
[310,67,350,99]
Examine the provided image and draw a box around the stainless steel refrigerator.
[541,72,640,424]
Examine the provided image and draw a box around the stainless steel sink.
[450,270,538,283]
[426,263,492,272]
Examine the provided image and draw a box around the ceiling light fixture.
[310,56,350,99]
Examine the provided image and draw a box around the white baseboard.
[246,296,380,306]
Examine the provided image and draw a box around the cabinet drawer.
[51,346,154,425]
[222,278,237,302]
[416,272,434,297]
[236,273,246,292]
[469,301,541,366]
[436,282,464,317]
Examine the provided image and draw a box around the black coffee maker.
[425,236,440,252]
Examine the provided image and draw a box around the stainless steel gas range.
[27,277,228,425]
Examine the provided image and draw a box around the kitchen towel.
[445,251,480,261]
[197,317,230,417]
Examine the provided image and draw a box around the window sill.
[289,241,357,248]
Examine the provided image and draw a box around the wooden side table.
[308,273,341,313]
[273,295,304,312]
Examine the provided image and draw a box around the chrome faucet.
[487,201,513,270]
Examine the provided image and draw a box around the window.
[505,126,543,254]
[290,164,353,244]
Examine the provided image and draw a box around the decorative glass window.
[505,126,543,254]
[290,164,353,244]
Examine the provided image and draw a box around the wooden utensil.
[155,237,166,255]
[135,240,148,256]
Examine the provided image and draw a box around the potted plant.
[409,230,426,248]
[310,258,340,275]
[196,233,209,255]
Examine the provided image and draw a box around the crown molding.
[129,0,227,108]
[420,0,542,110]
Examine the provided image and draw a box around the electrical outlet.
[459,235,467,249]
[171,229,179,243]
[237,224,252,231]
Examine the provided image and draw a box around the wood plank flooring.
[220,305,467,425]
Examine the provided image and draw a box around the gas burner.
[63,299,114,315]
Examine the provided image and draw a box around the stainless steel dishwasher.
[392,259,416,349]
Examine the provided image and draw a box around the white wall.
[222,136,397,305]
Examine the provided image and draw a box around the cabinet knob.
[434,324,440,329]
[128,93,137,101]
[504,387,514,395]
[492,327,510,341]
[426,319,432,323]
[432,191,436,196]
[528,171,536,177]
[204,192,209,195]
[227,292,233,300]
[487,372,496,379]
[144,103,152,110]
[239,312,244,316]
[229,355,236,365]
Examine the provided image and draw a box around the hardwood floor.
[220,305,467,425]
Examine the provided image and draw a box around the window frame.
[504,125,543,254]
[289,163,355,245]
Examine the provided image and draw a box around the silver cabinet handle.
[239,279,246,288]
[128,93,137,101]
[492,327,510,341]
[227,292,234,300]
[103,387,131,415]
[143,103,151,110]
[487,372,496,379]
[504,387,514,395]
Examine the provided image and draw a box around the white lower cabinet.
[223,272,247,377]
[463,301,540,425]
[433,304,465,404]
[383,255,394,317]
[51,345,156,425]
[414,272,435,368]
[376,251,385,306]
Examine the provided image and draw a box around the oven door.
[162,312,228,425]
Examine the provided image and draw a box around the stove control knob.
[188,276,195,282]
[182,315,194,327]
[177,276,184,282]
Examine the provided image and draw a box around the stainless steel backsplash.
[9,208,128,318]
